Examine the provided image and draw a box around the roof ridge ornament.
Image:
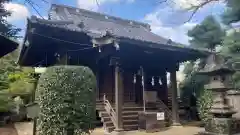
[167,39,172,45]
[77,22,84,29]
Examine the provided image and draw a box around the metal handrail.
[103,94,117,128]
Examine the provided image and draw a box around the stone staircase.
[96,94,186,133]
[96,100,160,132]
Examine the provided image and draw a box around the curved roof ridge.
[50,4,151,30]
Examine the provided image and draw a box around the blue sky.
[6,0,226,45]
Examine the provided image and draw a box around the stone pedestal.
[200,118,233,135]
[138,112,166,133]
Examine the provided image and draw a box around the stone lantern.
[199,54,236,135]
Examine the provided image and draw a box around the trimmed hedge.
[36,66,96,135]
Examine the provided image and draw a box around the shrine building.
[17,4,210,133]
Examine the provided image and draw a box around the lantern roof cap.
[199,53,235,75]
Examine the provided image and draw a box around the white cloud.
[4,3,29,22]
[144,10,197,84]
[144,10,196,45]
[173,0,224,10]
[77,0,119,11]
[173,0,203,9]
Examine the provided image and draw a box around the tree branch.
[185,0,221,22]
[158,0,223,23]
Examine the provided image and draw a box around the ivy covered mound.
[36,66,96,135]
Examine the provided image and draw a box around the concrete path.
[13,122,204,135]
[91,126,203,135]
[0,124,18,135]
[14,122,33,135]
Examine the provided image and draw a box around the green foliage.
[0,0,21,38]
[221,31,240,89]
[8,67,35,95]
[181,16,225,102]
[36,66,96,135]
[180,68,208,99]
[221,31,240,55]
[188,15,225,50]
[222,0,240,24]
[197,89,213,124]
[0,90,14,112]
[0,0,21,113]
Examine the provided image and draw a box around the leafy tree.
[181,16,224,101]
[0,0,21,38]
[36,66,96,135]
[8,67,35,95]
[0,90,14,112]
[188,15,225,50]
[221,31,240,89]
[0,0,21,113]
[222,0,240,25]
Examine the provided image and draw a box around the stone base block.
[138,112,166,133]
[198,131,240,135]
[204,118,232,134]
[201,117,240,135]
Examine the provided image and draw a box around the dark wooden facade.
[17,4,210,132]
[96,64,169,105]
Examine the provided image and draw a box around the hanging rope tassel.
[133,74,136,84]
[151,76,155,86]
[159,77,162,85]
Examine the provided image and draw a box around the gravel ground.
[13,122,204,135]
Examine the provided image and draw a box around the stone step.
[104,120,138,127]
[97,106,158,112]
[99,111,140,117]
[124,124,139,131]
[101,115,138,122]
[106,124,139,133]
[106,126,115,133]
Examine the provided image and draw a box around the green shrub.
[197,89,213,125]
[0,90,14,112]
[36,66,96,135]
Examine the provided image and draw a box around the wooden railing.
[100,92,136,102]
[157,99,172,122]
[103,94,117,128]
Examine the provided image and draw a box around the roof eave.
[0,35,19,58]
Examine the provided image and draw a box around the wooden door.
[123,71,136,102]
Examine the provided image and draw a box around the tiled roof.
[46,5,192,45]
[27,4,211,54]
[48,4,174,45]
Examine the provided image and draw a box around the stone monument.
[199,54,236,135]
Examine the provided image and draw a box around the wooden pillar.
[111,58,124,131]
[96,68,100,100]
[162,72,168,105]
[170,70,181,126]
